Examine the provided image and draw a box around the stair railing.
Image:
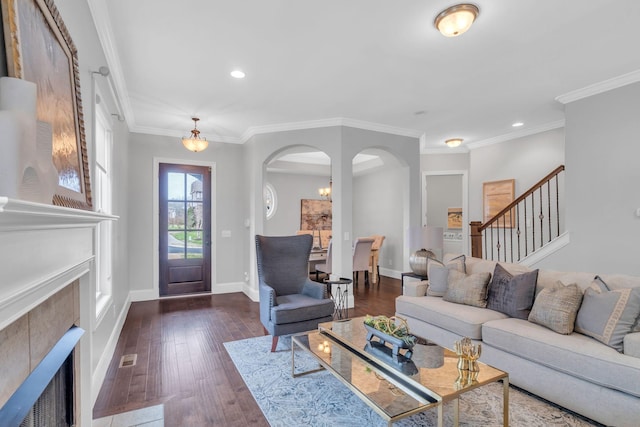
[471,165,565,262]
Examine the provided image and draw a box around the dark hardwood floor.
[93,275,402,426]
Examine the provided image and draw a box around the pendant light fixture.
[434,4,479,37]
[182,117,209,152]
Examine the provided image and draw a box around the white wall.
[536,82,640,275]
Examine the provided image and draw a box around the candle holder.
[453,337,481,373]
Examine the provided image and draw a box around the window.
[95,93,113,320]
[264,183,277,219]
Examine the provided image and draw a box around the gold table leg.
[503,377,510,426]
[453,397,460,426]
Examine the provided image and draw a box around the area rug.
[224,336,600,427]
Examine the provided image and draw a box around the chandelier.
[318,178,332,201]
[182,117,209,152]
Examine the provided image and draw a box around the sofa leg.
[270,336,279,352]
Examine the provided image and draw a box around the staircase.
[471,165,565,263]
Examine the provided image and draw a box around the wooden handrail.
[479,165,565,232]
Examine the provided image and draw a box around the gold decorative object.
[454,337,482,373]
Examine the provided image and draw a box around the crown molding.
[423,146,470,155]
[465,119,565,150]
[555,69,640,104]
[87,0,136,127]
[130,125,242,144]
[240,117,423,143]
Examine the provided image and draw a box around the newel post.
[470,221,483,259]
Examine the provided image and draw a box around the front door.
[159,163,211,296]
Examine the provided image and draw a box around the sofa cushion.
[427,254,465,297]
[624,333,640,358]
[528,281,583,334]
[487,264,539,319]
[396,295,509,340]
[575,276,640,352]
[482,318,640,397]
[444,270,491,308]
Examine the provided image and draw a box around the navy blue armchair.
[256,234,335,351]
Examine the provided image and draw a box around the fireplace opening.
[0,326,84,427]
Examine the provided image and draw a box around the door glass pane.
[168,202,185,229]
[188,173,203,201]
[168,231,186,259]
[187,202,203,230]
[168,172,185,200]
[186,232,203,259]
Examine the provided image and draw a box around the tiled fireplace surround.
[0,197,113,426]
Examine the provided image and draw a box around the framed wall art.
[447,207,462,229]
[1,0,92,209]
[483,179,515,227]
[300,199,332,231]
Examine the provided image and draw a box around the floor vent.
[119,354,137,368]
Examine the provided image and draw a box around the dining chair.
[369,235,385,284]
[315,239,332,281]
[352,237,375,287]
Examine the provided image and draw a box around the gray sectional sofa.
[395,255,640,427]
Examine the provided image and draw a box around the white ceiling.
[91,0,640,151]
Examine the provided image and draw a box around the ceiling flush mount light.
[182,117,209,152]
[512,122,524,127]
[445,138,463,148]
[434,3,479,37]
[230,70,245,79]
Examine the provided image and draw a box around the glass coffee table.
[292,317,509,426]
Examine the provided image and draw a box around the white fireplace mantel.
[0,197,117,331]
[0,197,117,426]
[0,196,117,231]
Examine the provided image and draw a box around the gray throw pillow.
[528,281,583,334]
[443,270,491,308]
[427,254,465,297]
[575,276,640,352]
[486,264,539,319]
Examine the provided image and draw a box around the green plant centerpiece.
[363,315,417,360]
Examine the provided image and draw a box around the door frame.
[153,157,217,298]
[422,170,469,255]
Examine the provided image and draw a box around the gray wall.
[127,133,246,292]
[425,174,463,255]
[536,82,640,275]
[469,128,565,221]
[353,167,405,272]
[246,126,421,294]
[264,172,331,236]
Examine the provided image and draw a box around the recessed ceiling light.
[230,70,245,79]
[512,122,524,127]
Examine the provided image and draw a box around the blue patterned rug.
[224,335,599,427]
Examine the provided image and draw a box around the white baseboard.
[378,267,402,280]
[212,281,244,294]
[243,283,259,302]
[129,289,158,302]
[520,232,571,267]
[92,295,131,406]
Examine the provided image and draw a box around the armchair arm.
[259,282,277,308]
[302,279,328,299]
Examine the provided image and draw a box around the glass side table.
[323,277,352,320]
